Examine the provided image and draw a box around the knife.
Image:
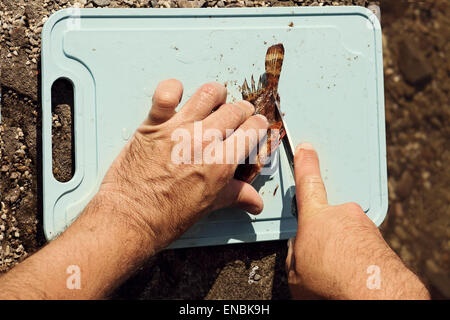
[274,100,296,179]
[274,100,298,218]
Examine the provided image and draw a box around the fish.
[234,43,285,183]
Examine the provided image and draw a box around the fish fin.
[258,73,269,91]
[241,75,262,102]
[265,44,285,88]
[242,78,250,100]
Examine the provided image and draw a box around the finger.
[224,114,269,166]
[177,82,227,122]
[285,237,295,274]
[145,79,183,125]
[203,100,255,138]
[215,179,264,215]
[294,143,328,215]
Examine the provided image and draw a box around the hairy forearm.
[321,226,430,300]
[0,194,154,299]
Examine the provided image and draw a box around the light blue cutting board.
[41,7,387,248]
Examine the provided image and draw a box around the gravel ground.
[1,0,449,299]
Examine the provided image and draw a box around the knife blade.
[274,100,298,218]
[274,100,296,179]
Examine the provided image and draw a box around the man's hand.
[98,79,268,253]
[286,143,430,300]
[0,79,268,299]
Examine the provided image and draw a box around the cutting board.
[41,6,387,248]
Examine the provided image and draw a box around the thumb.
[216,179,264,215]
[294,143,328,216]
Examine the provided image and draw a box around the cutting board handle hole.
[51,78,75,183]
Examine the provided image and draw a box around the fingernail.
[295,142,314,153]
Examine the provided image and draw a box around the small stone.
[253,274,261,281]
[93,0,111,6]
[425,259,440,274]
[425,263,450,298]
[394,202,403,217]
[178,0,196,8]
[394,225,408,241]
[396,171,414,199]
[5,189,19,203]
[9,172,19,180]
[398,40,433,87]
[400,246,414,263]
[17,166,28,172]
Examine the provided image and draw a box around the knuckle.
[227,104,245,123]
[215,164,234,183]
[199,82,222,99]
[199,82,226,102]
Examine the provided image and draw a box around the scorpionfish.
[234,43,285,183]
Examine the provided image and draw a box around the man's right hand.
[286,143,430,300]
